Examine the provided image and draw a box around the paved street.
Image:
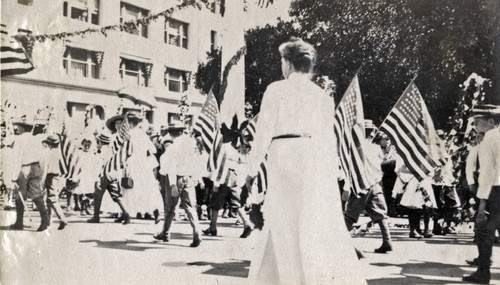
[1,205,499,285]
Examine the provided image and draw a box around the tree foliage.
[244,0,499,129]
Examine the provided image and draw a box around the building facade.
[1,0,225,134]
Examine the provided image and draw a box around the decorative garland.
[13,0,208,44]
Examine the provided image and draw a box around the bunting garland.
[14,0,208,44]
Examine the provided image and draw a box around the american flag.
[245,115,268,194]
[1,29,34,77]
[57,134,82,181]
[193,89,219,154]
[100,120,133,180]
[333,75,369,195]
[379,81,444,181]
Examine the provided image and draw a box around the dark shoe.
[58,221,68,230]
[153,233,170,242]
[136,213,143,219]
[423,229,433,238]
[409,231,422,239]
[144,213,153,220]
[153,210,160,224]
[202,228,217,236]
[87,216,100,223]
[115,214,125,223]
[74,205,81,211]
[240,226,253,238]
[443,226,456,234]
[122,214,131,225]
[228,212,237,218]
[190,236,202,247]
[374,242,393,253]
[466,258,493,266]
[462,271,490,284]
[37,223,48,232]
[9,222,24,230]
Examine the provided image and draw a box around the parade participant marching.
[154,122,186,240]
[379,133,398,217]
[463,104,500,284]
[202,133,254,239]
[343,124,393,254]
[153,129,204,247]
[9,119,50,232]
[246,38,365,284]
[87,113,132,224]
[40,134,68,230]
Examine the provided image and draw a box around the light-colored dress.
[74,150,100,195]
[121,127,161,214]
[247,72,366,285]
[393,157,437,209]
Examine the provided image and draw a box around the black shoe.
[202,228,217,236]
[122,214,131,225]
[190,236,202,247]
[153,233,169,242]
[136,213,143,219]
[37,223,48,232]
[87,216,100,223]
[374,242,393,253]
[144,213,153,220]
[115,214,125,223]
[153,210,160,224]
[240,226,253,238]
[9,222,24,230]
[423,230,433,238]
[462,271,490,284]
[58,221,68,230]
[409,231,422,239]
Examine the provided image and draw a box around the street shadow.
[79,239,164,251]
[0,225,33,231]
[187,259,251,278]
[368,260,500,284]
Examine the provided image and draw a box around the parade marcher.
[1,136,16,210]
[393,157,438,238]
[154,122,185,240]
[73,137,98,216]
[40,134,68,230]
[245,38,365,284]
[343,122,393,253]
[9,119,50,231]
[202,135,254,238]
[379,133,398,217]
[120,112,161,221]
[193,134,211,221]
[154,128,204,247]
[87,114,132,224]
[463,104,500,284]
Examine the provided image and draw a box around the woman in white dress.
[247,38,366,285]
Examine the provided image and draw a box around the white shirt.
[248,72,338,176]
[10,133,43,180]
[164,134,206,184]
[465,145,480,185]
[477,126,500,200]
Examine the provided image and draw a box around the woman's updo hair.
[279,37,317,73]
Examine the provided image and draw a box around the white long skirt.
[248,138,366,285]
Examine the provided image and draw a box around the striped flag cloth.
[57,134,82,181]
[193,89,219,154]
[1,30,34,77]
[379,81,444,181]
[100,120,133,180]
[333,75,369,195]
[245,115,268,194]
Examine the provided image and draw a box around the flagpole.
[378,73,419,130]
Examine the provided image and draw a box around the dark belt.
[272,133,312,140]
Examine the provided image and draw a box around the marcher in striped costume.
[87,114,132,224]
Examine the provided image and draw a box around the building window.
[63,0,99,25]
[120,2,148,38]
[63,47,100,79]
[165,68,189,92]
[18,0,33,6]
[165,18,188,49]
[120,58,150,87]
